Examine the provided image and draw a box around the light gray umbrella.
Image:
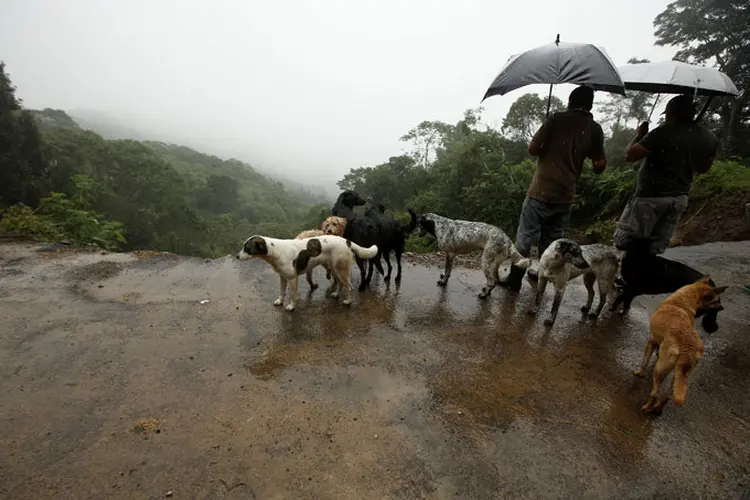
[482,35,626,115]
[617,60,739,97]
[617,60,740,122]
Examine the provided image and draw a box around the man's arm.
[625,121,652,163]
[528,117,554,156]
[589,123,607,174]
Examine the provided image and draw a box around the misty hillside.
[1,64,329,258]
[68,109,334,201]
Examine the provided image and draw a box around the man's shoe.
[497,264,527,292]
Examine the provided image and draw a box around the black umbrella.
[483,34,627,116]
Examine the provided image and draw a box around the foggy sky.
[1,0,676,189]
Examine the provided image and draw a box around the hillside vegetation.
[0,64,329,257]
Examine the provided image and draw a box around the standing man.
[613,94,720,255]
[499,85,607,291]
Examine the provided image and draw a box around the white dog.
[528,239,620,326]
[236,234,378,311]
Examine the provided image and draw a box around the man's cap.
[661,94,696,117]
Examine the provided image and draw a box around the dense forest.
[1,0,748,257]
[0,67,330,257]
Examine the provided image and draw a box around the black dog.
[611,238,722,333]
[331,190,385,291]
[364,202,418,284]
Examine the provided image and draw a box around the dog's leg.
[356,257,367,291]
[285,278,299,311]
[438,254,454,286]
[527,276,548,316]
[394,247,403,284]
[589,277,610,319]
[306,270,318,291]
[642,351,675,413]
[620,294,635,315]
[634,337,657,377]
[274,276,287,307]
[478,249,498,299]
[544,282,565,326]
[609,291,625,313]
[339,265,353,306]
[325,263,332,281]
[581,272,595,313]
[383,250,393,282]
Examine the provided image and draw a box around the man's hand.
[635,121,649,140]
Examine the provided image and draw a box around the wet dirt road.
[1,240,749,499]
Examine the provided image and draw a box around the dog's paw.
[633,369,645,377]
[437,279,448,287]
[587,312,600,320]
[273,298,283,307]
[580,305,590,313]
[543,317,555,326]
[478,289,490,299]
[342,299,352,306]
[284,304,295,312]
[330,291,339,299]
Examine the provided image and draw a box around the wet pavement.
[1,240,749,499]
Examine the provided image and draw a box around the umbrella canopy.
[617,61,739,97]
[482,37,626,101]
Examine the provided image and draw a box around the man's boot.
[497,264,527,292]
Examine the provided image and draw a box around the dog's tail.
[348,241,378,260]
[510,245,532,269]
[402,208,418,234]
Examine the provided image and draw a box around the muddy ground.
[1,239,749,499]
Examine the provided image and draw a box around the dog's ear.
[244,236,267,255]
[712,285,729,295]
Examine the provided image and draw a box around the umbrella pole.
[546,83,554,118]
[695,96,714,123]
[647,94,661,122]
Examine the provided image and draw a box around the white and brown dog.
[236,234,378,311]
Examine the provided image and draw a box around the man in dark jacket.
[499,85,607,291]
[613,94,720,255]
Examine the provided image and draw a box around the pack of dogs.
[236,190,731,414]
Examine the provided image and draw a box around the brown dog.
[634,276,728,413]
[295,229,333,290]
[321,216,346,237]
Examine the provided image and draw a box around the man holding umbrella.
[499,85,607,291]
[612,94,720,255]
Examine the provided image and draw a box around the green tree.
[502,93,564,142]
[654,0,750,156]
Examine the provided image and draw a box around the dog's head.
[321,216,346,236]
[336,190,366,209]
[555,239,589,269]
[236,235,267,260]
[694,276,728,311]
[416,213,436,238]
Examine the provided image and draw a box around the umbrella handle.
[695,96,714,123]
[546,83,553,118]
[647,94,661,122]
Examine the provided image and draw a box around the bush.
[0,192,126,250]
[689,160,750,200]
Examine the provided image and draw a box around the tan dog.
[634,276,728,413]
[321,216,346,237]
[295,229,333,289]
